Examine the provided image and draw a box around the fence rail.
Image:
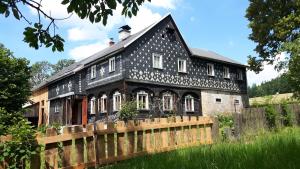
[1,116,214,169]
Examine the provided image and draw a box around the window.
[54,103,59,113]
[109,57,115,72]
[90,97,96,114]
[223,67,230,79]
[185,95,194,112]
[234,99,240,105]
[113,91,122,111]
[152,53,163,69]
[163,93,173,111]
[91,65,96,79]
[237,70,243,80]
[207,63,215,76]
[99,94,107,113]
[178,59,187,73]
[215,98,222,103]
[137,91,149,110]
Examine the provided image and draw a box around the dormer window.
[237,69,243,80]
[178,59,187,73]
[109,57,115,72]
[223,66,230,79]
[91,65,96,79]
[207,63,215,76]
[153,53,163,69]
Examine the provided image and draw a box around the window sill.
[207,74,215,77]
[109,70,115,73]
[178,71,187,74]
[153,67,163,70]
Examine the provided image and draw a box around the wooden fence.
[234,103,300,136]
[1,116,214,169]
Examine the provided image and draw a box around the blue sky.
[0,0,281,85]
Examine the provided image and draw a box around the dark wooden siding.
[48,75,75,99]
[124,16,247,93]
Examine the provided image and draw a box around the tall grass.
[101,128,300,169]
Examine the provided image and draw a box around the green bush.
[118,101,139,122]
[217,113,234,141]
[281,103,295,126]
[264,105,278,129]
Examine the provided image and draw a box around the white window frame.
[178,59,187,73]
[100,94,107,113]
[90,97,96,114]
[91,65,96,79]
[136,91,149,110]
[237,69,243,80]
[184,95,194,112]
[162,93,173,111]
[207,63,215,76]
[113,91,122,112]
[54,103,59,113]
[223,66,230,79]
[152,53,163,69]
[109,57,116,72]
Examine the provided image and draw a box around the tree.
[246,0,300,72]
[0,43,31,112]
[30,61,52,87]
[246,0,300,97]
[0,0,151,52]
[52,59,75,75]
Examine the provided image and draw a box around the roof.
[32,13,246,91]
[189,48,246,67]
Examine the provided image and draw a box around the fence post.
[107,122,115,159]
[62,126,72,167]
[211,116,219,142]
[116,121,126,157]
[44,128,58,169]
[86,124,96,166]
[74,126,84,165]
[127,120,135,155]
[136,120,144,153]
[95,122,106,164]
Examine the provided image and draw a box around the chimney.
[119,25,131,41]
[108,38,115,46]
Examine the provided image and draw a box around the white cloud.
[67,27,108,41]
[146,0,179,9]
[69,41,108,61]
[125,6,162,33]
[247,52,287,86]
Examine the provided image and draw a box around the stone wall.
[201,90,249,116]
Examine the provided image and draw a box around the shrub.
[264,105,278,129]
[281,103,295,126]
[118,101,139,122]
[217,113,234,141]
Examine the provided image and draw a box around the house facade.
[32,14,248,126]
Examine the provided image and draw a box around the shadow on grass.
[100,128,300,169]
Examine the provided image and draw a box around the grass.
[100,127,300,169]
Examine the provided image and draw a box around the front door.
[72,99,82,125]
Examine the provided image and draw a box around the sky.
[0,0,282,86]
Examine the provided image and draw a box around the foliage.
[101,128,300,169]
[264,105,278,129]
[51,59,75,75]
[0,0,150,51]
[281,103,295,127]
[247,74,293,98]
[0,43,31,112]
[30,61,52,87]
[245,0,300,72]
[0,109,39,169]
[118,101,138,121]
[217,113,234,141]
[30,59,75,87]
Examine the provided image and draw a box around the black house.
[33,14,248,126]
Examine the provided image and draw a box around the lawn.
[101,128,300,169]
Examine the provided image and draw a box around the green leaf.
[89,13,94,23]
[61,0,70,5]
[12,8,20,20]
[0,2,7,14]
[106,0,117,9]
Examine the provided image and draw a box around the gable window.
[185,95,194,112]
[152,53,163,69]
[98,94,107,113]
[137,91,149,110]
[223,66,230,79]
[109,57,115,72]
[207,63,215,76]
[215,98,222,103]
[113,91,122,111]
[237,70,243,80]
[178,59,187,73]
[90,97,96,114]
[163,93,173,111]
[91,65,96,79]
